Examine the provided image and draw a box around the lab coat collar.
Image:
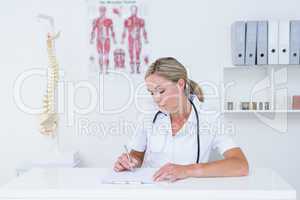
[158,95,202,123]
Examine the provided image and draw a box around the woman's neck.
[169,96,192,136]
[170,96,192,120]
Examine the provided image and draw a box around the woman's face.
[145,74,185,114]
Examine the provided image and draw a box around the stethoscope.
[152,97,200,163]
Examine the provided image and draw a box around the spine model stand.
[38,14,60,136]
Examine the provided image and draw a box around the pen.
[124,145,133,171]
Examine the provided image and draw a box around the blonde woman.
[114,57,249,182]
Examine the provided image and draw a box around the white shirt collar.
[157,95,202,126]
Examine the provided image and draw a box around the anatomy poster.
[87,0,150,75]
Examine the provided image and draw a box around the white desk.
[0,168,296,200]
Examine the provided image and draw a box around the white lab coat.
[129,96,238,168]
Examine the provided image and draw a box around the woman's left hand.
[153,163,190,182]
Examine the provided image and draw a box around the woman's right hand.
[113,153,140,172]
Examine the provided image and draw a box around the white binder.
[268,21,279,64]
[278,20,290,64]
[245,21,258,65]
[257,21,268,65]
[290,20,300,64]
[268,21,278,65]
[231,21,246,65]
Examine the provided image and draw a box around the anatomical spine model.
[39,20,60,136]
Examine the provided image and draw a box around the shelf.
[275,110,300,113]
[223,110,273,113]
[222,65,300,114]
[224,65,300,70]
[222,110,300,113]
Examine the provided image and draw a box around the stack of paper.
[16,151,80,176]
[31,151,80,167]
[101,168,158,184]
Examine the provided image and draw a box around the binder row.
[231,20,300,65]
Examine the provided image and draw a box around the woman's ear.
[177,79,186,92]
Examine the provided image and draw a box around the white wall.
[1,0,300,197]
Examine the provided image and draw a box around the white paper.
[101,168,158,184]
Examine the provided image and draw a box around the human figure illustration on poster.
[121,5,148,74]
[88,1,150,75]
[90,6,116,74]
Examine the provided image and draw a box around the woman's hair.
[145,57,204,102]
